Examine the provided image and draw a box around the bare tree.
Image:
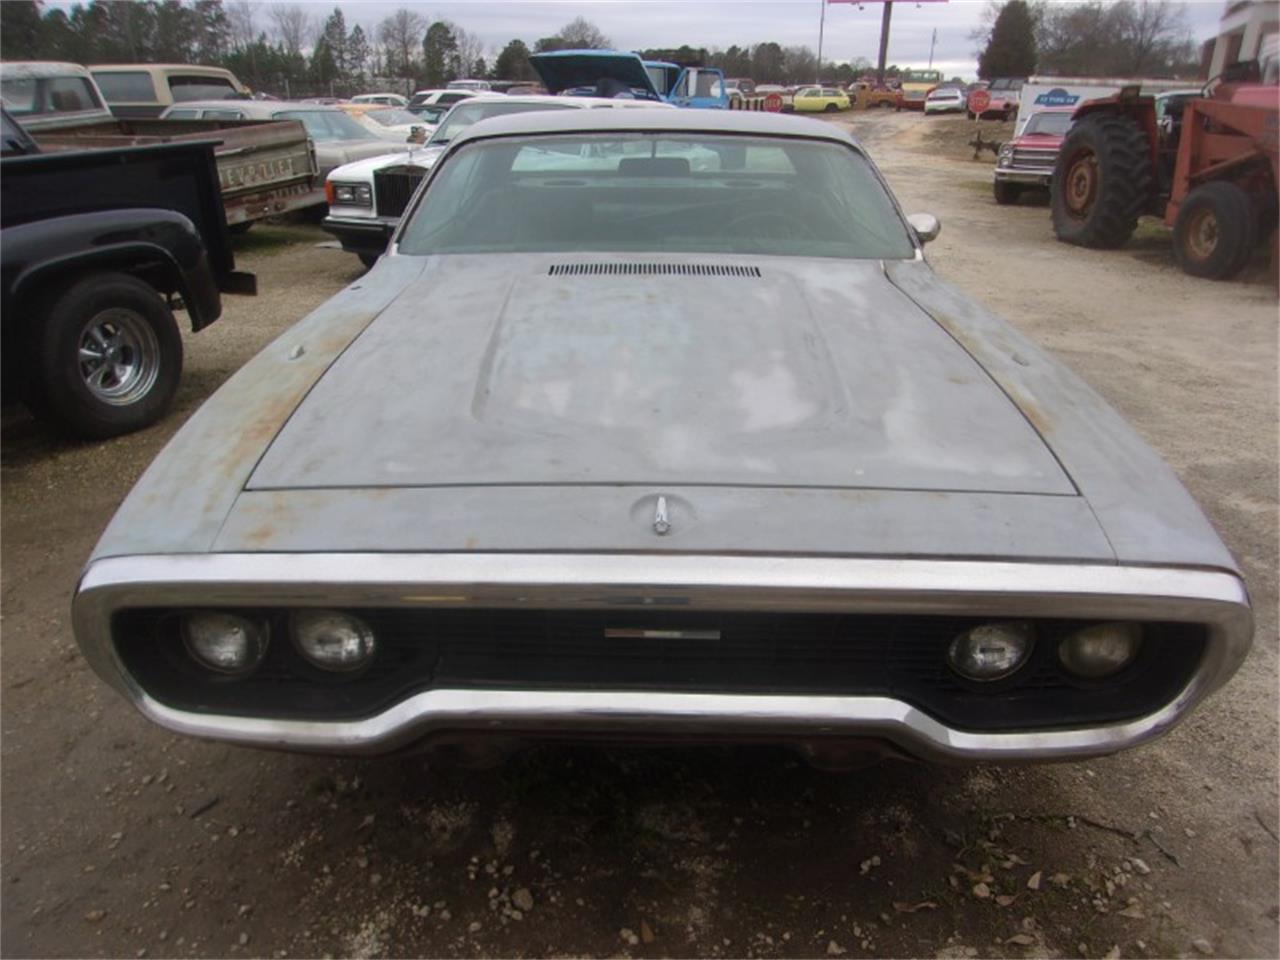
[268,3,312,58]
[556,16,611,49]
[225,0,258,50]
[1113,0,1190,75]
[1036,0,1193,77]
[453,25,485,78]
[378,9,426,78]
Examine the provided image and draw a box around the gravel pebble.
[512,888,534,912]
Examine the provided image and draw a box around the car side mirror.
[907,213,941,245]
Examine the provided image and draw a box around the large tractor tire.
[1172,181,1257,280]
[1051,114,1153,249]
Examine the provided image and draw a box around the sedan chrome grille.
[548,263,762,278]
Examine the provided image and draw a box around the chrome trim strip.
[74,553,1252,761]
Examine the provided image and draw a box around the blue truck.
[529,50,729,109]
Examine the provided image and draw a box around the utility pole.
[927,27,937,70]
[816,0,827,84]
[876,0,893,86]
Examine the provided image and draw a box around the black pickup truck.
[1,107,255,439]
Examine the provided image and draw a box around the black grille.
[114,609,1205,732]
[373,166,427,218]
[548,263,762,278]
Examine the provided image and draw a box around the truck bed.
[34,118,323,225]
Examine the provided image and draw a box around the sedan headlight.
[947,621,1034,681]
[291,610,377,671]
[1059,623,1142,678]
[182,611,268,676]
[331,182,372,206]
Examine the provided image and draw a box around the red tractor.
[1050,60,1278,280]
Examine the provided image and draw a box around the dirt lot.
[2,110,1276,960]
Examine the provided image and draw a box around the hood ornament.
[652,495,671,536]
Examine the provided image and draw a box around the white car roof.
[452,107,855,145]
[452,93,672,111]
[160,99,342,117]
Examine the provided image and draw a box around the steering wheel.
[725,210,815,240]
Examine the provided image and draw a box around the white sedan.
[924,87,967,115]
[322,94,671,268]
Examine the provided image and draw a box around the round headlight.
[182,611,268,676]
[948,621,1034,682]
[291,610,377,672]
[1059,622,1142,678]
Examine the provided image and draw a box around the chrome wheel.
[77,308,160,406]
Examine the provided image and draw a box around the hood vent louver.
[549,263,762,278]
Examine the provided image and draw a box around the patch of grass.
[921,115,1015,159]
[1130,217,1171,243]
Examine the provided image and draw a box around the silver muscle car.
[72,110,1252,766]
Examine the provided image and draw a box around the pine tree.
[347,24,370,84]
[422,21,458,87]
[494,39,533,80]
[977,0,1037,79]
[321,8,349,82]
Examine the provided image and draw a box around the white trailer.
[1014,76,1192,135]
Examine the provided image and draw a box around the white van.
[1014,76,1193,135]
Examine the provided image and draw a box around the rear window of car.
[398,133,915,261]
[274,109,372,141]
[428,101,574,145]
[169,75,238,102]
[202,109,246,120]
[92,70,157,102]
[365,108,418,126]
[163,108,199,119]
[1,76,104,115]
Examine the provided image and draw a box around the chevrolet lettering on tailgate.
[221,156,296,191]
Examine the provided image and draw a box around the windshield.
[365,108,419,127]
[274,109,372,141]
[408,103,449,123]
[900,70,942,85]
[1024,112,1073,136]
[429,101,574,145]
[398,134,915,260]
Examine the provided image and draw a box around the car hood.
[1013,132,1065,147]
[317,139,411,173]
[247,255,1072,496]
[529,50,661,98]
[327,146,441,182]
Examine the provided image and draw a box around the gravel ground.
[2,110,1276,960]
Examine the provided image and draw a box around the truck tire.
[27,272,183,440]
[1051,114,1154,249]
[1173,181,1257,280]
[993,180,1022,205]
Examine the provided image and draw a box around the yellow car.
[791,86,851,113]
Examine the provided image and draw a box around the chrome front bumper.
[73,553,1252,762]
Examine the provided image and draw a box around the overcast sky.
[304,0,1226,78]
